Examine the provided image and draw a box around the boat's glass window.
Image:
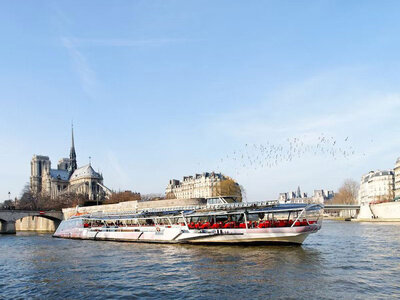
[170,217,184,224]
[273,212,290,220]
[156,218,169,225]
[215,216,228,223]
[207,198,223,205]
[231,214,244,222]
[132,219,139,225]
[305,208,321,221]
[247,214,260,221]
[57,218,84,231]
[145,219,154,225]
[190,216,209,222]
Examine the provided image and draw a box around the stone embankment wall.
[357,201,400,220]
[370,202,400,219]
[63,200,139,219]
[15,216,57,232]
[137,198,206,209]
[62,198,207,219]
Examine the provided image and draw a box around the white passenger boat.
[53,202,323,245]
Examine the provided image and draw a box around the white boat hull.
[54,223,320,245]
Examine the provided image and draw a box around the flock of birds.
[214,134,363,175]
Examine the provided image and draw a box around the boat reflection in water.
[53,201,323,245]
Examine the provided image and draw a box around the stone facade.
[30,127,110,202]
[394,158,400,200]
[16,216,57,232]
[358,170,394,205]
[166,172,242,201]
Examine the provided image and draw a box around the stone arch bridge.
[0,210,64,234]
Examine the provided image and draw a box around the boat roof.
[184,203,322,218]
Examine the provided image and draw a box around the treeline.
[103,190,141,204]
[103,191,166,204]
[1,185,158,211]
[3,184,88,211]
[23,185,86,210]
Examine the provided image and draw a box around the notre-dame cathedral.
[30,127,111,202]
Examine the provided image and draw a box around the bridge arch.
[0,217,16,234]
[0,218,7,230]
[15,214,62,232]
[15,213,62,222]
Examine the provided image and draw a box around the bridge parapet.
[323,205,360,210]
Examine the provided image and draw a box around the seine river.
[1,221,399,299]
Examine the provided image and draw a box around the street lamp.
[7,192,12,210]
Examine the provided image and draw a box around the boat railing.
[138,200,279,214]
[86,200,322,219]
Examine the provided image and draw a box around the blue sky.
[1,1,400,201]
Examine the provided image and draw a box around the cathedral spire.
[69,123,77,174]
[71,122,75,149]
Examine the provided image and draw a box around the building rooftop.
[362,170,394,183]
[70,164,101,180]
[49,169,70,181]
[33,154,49,160]
[169,172,226,186]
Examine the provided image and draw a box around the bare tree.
[215,178,242,201]
[18,184,40,210]
[49,193,84,210]
[140,193,164,201]
[332,179,359,205]
[1,200,15,209]
[17,184,84,210]
[104,191,141,204]
[165,192,176,199]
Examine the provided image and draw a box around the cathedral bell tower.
[69,124,77,174]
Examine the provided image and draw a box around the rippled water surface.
[1,221,399,299]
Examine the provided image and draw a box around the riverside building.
[394,158,400,200]
[358,170,394,205]
[30,127,111,203]
[165,172,242,202]
[278,187,334,204]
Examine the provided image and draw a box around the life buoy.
[156,226,161,232]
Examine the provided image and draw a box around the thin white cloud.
[280,94,400,133]
[207,67,400,141]
[106,151,129,189]
[61,37,97,98]
[63,37,196,47]
[60,36,194,96]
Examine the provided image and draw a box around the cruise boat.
[53,201,323,245]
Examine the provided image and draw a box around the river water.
[0,221,399,299]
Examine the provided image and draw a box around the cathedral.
[30,127,111,203]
